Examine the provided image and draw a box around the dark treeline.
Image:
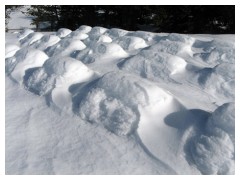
[6,5,235,33]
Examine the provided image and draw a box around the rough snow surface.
[5,26,235,175]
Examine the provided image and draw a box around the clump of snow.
[6,47,49,83]
[121,50,187,82]
[88,26,108,40]
[45,38,86,57]
[56,28,72,38]
[30,34,61,51]
[17,28,34,40]
[207,103,235,144]
[20,32,44,46]
[167,33,195,44]
[77,25,92,34]
[150,40,193,57]
[25,56,95,112]
[25,56,94,108]
[75,42,128,64]
[5,44,20,58]
[190,103,235,175]
[116,36,148,51]
[67,30,89,40]
[126,31,157,43]
[79,71,185,136]
[79,71,151,135]
[104,28,129,40]
[193,38,235,66]
[97,35,112,43]
[79,88,137,136]
[194,63,235,101]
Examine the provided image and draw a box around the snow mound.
[150,40,194,58]
[190,103,235,174]
[195,63,235,101]
[79,88,138,136]
[79,72,148,135]
[88,26,108,40]
[17,28,34,40]
[121,49,187,82]
[116,36,148,51]
[30,34,61,51]
[45,38,86,57]
[75,42,128,64]
[56,28,72,38]
[167,33,195,44]
[25,56,94,94]
[104,28,129,40]
[79,71,183,136]
[6,47,49,83]
[5,44,20,58]
[82,34,112,47]
[25,56,95,111]
[207,103,235,144]
[193,38,235,66]
[126,31,159,44]
[20,32,44,46]
[77,25,92,33]
[67,30,89,40]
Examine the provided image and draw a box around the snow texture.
[5,24,235,175]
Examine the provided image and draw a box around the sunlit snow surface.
[5,26,235,174]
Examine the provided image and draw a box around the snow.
[5,44,20,58]
[6,47,49,84]
[56,28,72,38]
[7,6,35,30]
[5,24,235,174]
[190,103,235,174]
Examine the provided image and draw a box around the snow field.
[5,25,235,174]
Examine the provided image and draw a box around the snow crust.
[5,25,235,175]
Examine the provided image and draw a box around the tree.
[24,5,235,33]
[25,5,60,31]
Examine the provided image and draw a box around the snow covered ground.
[5,25,235,174]
[6,6,35,31]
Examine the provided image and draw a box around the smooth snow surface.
[5,26,235,175]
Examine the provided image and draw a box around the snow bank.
[5,25,235,175]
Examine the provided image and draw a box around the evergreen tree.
[24,5,234,34]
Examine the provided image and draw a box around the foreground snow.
[5,26,235,174]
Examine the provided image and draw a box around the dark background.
[6,5,235,34]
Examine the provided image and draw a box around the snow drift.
[5,25,235,175]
